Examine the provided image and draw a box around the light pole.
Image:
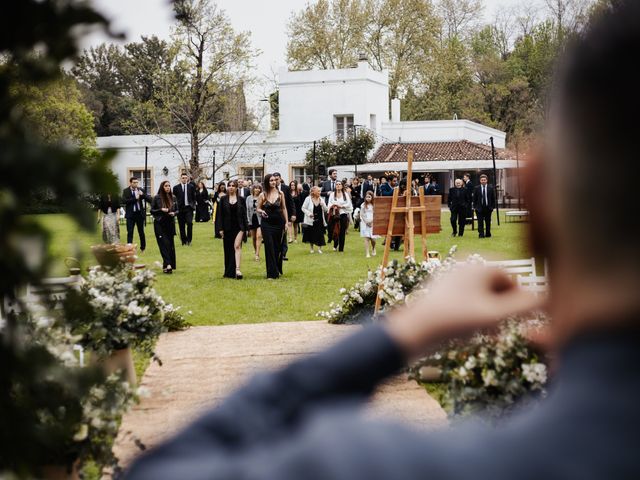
[353,124,366,178]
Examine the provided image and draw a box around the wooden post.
[373,150,440,314]
[374,185,400,313]
[418,188,428,260]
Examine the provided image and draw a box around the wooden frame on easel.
[372,150,442,313]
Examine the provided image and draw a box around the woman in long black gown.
[256,174,288,279]
[195,181,210,222]
[151,181,178,273]
[215,180,248,279]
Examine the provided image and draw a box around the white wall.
[278,61,389,141]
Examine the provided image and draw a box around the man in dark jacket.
[472,174,496,238]
[320,169,338,203]
[463,172,474,222]
[173,173,197,245]
[122,177,152,251]
[125,3,640,479]
[448,178,469,237]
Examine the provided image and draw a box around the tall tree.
[162,0,256,176]
[72,43,131,136]
[287,0,367,70]
[363,0,439,99]
[437,0,484,40]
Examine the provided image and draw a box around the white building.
[97,58,522,202]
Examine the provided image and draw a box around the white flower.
[458,367,469,380]
[522,363,547,384]
[482,369,498,387]
[464,356,477,370]
[73,424,89,442]
[339,288,347,294]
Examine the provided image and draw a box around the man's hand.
[386,266,544,360]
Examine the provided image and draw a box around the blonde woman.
[359,190,378,258]
[301,186,328,254]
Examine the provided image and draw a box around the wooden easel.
[373,150,441,313]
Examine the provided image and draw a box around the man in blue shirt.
[125,3,640,479]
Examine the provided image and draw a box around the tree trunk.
[190,128,200,178]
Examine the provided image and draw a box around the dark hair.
[216,183,226,194]
[129,177,138,183]
[479,174,488,180]
[463,172,471,178]
[227,180,239,191]
[157,180,173,209]
[181,172,188,177]
[263,174,277,193]
[251,184,262,196]
[328,169,336,176]
[272,172,281,177]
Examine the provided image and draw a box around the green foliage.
[0,1,131,475]
[305,129,375,169]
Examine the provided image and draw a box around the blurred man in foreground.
[126,2,640,478]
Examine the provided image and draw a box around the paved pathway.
[113,321,448,468]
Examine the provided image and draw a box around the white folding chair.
[486,257,537,277]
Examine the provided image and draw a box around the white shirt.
[328,192,353,216]
[182,183,188,206]
[482,185,488,205]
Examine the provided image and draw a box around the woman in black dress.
[215,180,248,279]
[288,180,303,243]
[151,180,178,274]
[256,174,288,279]
[246,184,263,261]
[195,181,210,222]
[301,186,327,254]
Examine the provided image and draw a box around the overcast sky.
[86,0,540,113]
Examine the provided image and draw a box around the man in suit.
[122,177,152,252]
[463,173,474,225]
[121,4,640,477]
[238,179,251,199]
[321,169,338,203]
[379,175,396,196]
[448,178,469,237]
[472,174,496,238]
[424,175,440,196]
[360,174,374,198]
[273,172,295,261]
[173,172,196,245]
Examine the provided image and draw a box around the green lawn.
[38,212,530,326]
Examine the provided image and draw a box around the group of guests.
[98,170,496,279]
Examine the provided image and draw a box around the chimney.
[391,98,401,123]
[357,52,368,69]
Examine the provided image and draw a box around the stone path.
[112,321,448,468]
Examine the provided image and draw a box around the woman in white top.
[359,190,378,258]
[327,181,353,252]
[301,186,328,253]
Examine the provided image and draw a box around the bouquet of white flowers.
[65,263,166,358]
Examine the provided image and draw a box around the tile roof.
[369,140,513,163]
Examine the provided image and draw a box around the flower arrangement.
[2,307,139,475]
[319,249,550,419]
[411,317,548,420]
[162,303,193,332]
[317,247,457,324]
[64,263,166,358]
